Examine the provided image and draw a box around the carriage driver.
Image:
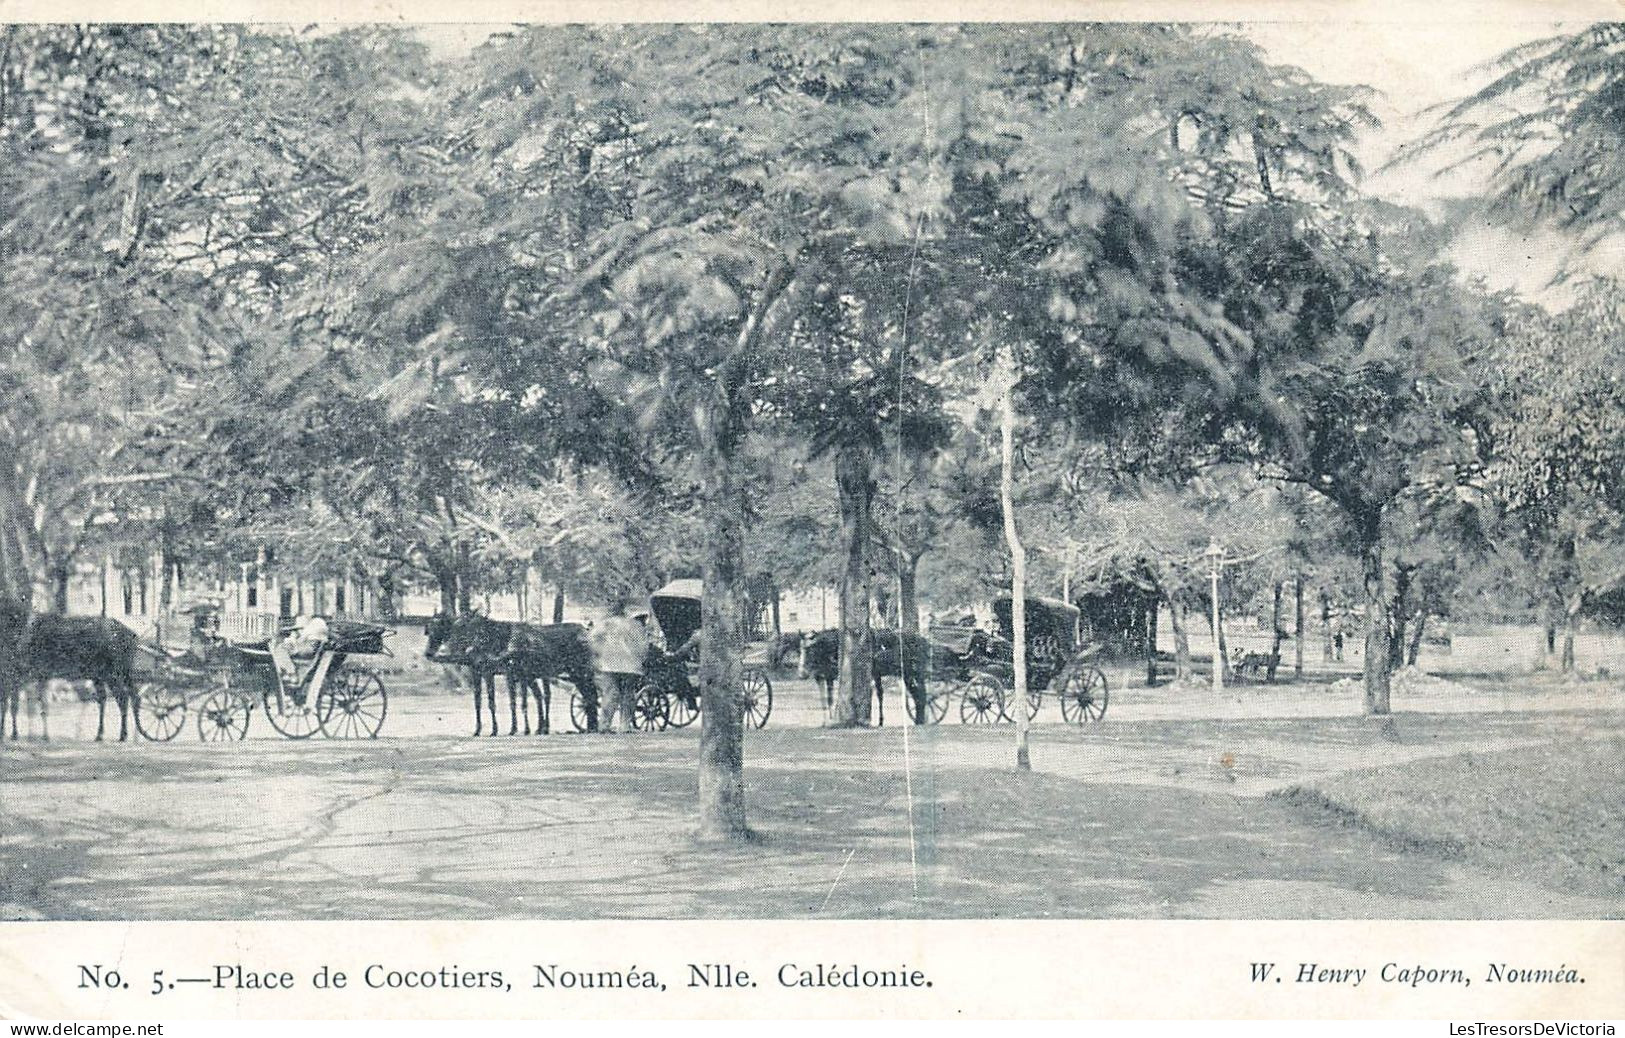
[271,613,330,684]
[591,597,648,733]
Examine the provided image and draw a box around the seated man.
[270,614,330,685]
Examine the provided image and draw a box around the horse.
[424,612,529,737]
[504,622,601,734]
[796,628,936,726]
[0,595,142,742]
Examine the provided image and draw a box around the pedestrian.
[592,597,648,732]
[1333,628,1345,662]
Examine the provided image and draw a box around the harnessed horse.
[0,593,142,742]
[796,628,936,726]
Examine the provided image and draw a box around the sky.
[1240,17,1619,304]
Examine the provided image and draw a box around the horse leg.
[539,676,551,734]
[873,673,885,727]
[94,680,108,741]
[520,676,532,736]
[117,682,132,742]
[472,675,484,737]
[485,673,499,737]
[508,673,520,736]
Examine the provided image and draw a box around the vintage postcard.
[0,0,1620,1023]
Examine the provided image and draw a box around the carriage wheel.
[742,671,772,729]
[1019,687,1043,722]
[905,681,951,725]
[134,682,186,742]
[261,686,321,739]
[196,686,252,742]
[568,685,592,733]
[317,668,389,739]
[664,686,700,729]
[631,685,669,731]
[1059,666,1109,724]
[957,674,1008,724]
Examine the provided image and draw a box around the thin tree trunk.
[434,563,456,617]
[1321,589,1333,661]
[1294,578,1305,677]
[1388,565,1412,669]
[1267,581,1283,683]
[50,561,69,614]
[695,395,749,842]
[997,348,1031,771]
[898,552,921,638]
[1406,609,1427,667]
[1361,532,1391,715]
[553,587,565,624]
[1144,595,1160,687]
[1561,595,1581,672]
[832,444,874,727]
[1166,592,1191,680]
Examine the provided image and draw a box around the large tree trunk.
[1165,591,1191,680]
[695,395,750,842]
[997,350,1031,771]
[832,443,874,727]
[1361,533,1391,715]
[552,587,566,624]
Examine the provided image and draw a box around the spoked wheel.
[317,668,389,739]
[134,682,186,742]
[630,685,669,731]
[742,671,772,729]
[196,686,252,742]
[1015,686,1043,722]
[958,674,1008,724]
[664,686,700,729]
[1059,665,1109,724]
[904,681,951,725]
[568,683,598,733]
[262,686,321,739]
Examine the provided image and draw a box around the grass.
[1271,736,1625,901]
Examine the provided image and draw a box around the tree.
[1404,25,1625,253]
[1483,281,1625,671]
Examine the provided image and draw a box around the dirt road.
[3,694,1620,920]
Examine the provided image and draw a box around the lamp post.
[1205,537,1224,694]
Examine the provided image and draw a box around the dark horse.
[0,593,142,742]
[796,628,937,727]
[425,612,524,737]
[424,613,601,736]
[504,621,601,735]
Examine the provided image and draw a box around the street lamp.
[1205,537,1225,694]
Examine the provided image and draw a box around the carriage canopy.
[992,596,1081,647]
[649,579,704,649]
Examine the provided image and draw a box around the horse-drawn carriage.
[619,579,773,731]
[926,597,1109,725]
[134,609,393,741]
